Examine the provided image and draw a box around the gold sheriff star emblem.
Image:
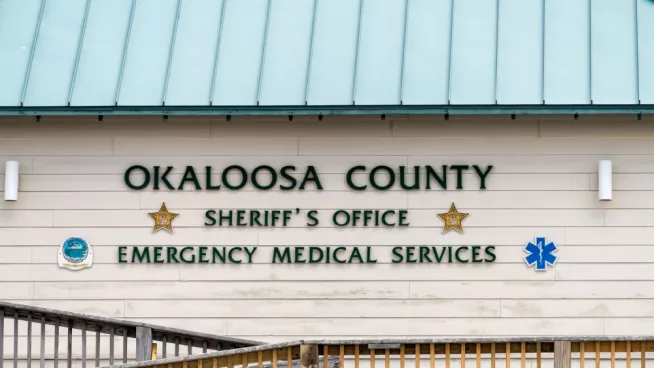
[148,203,179,233]
[438,203,469,233]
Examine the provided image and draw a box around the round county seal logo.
[58,237,93,271]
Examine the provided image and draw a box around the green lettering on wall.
[272,247,291,263]
[228,247,243,263]
[153,246,164,263]
[132,247,151,263]
[180,247,195,263]
[213,247,226,263]
[391,246,403,263]
[244,247,257,263]
[347,247,364,263]
[178,166,201,190]
[124,165,150,190]
[333,247,347,264]
[432,247,446,263]
[299,166,323,190]
[198,247,209,263]
[294,247,306,263]
[473,165,493,190]
[484,246,497,262]
[471,246,483,263]
[118,246,127,263]
[309,247,323,263]
[454,246,469,263]
[365,246,377,263]
[167,247,179,263]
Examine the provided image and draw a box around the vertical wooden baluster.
[214,357,218,368]
[401,344,406,368]
[536,343,541,368]
[445,344,450,368]
[54,320,59,368]
[626,342,632,368]
[371,348,376,368]
[203,341,208,354]
[595,342,600,368]
[227,354,233,368]
[13,312,17,368]
[554,342,571,368]
[461,344,465,368]
[95,329,100,368]
[67,323,72,368]
[324,345,329,368]
[175,337,180,357]
[355,344,360,368]
[580,342,585,368]
[162,336,167,359]
[110,327,115,365]
[611,342,616,368]
[40,317,45,368]
[152,343,158,360]
[273,349,278,368]
[429,344,435,368]
[188,339,193,356]
[27,314,32,368]
[640,342,645,368]
[476,344,481,368]
[416,344,420,368]
[385,348,390,368]
[258,350,263,368]
[520,342,525,368]
[288,347,293,368]
[81,322,86,368]
[340,345,345,368]
[244,351,249,368]
[0,309,3,368]
[505,343,510,368]
[491,344,496,368]
[122,329,127,363]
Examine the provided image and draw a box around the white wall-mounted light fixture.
[4,161,19,201]
[598,160,612,201]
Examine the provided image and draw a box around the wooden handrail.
[100,339,654,368]
[0,301,262,366]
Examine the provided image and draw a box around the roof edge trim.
[0,104,653,116]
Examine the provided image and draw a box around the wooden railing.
[99,338,654,368]
[0,301,261,367]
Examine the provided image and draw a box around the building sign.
[117,245,497,264]
[524,237,558,271]
[124,164,494,191]
[97,163,556,270]
[58,237,93,271]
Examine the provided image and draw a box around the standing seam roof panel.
[164,0,224,106]
[638,0,654,103]
[0,0,42,106]
[1,0,653,108]
[22,0,88,107]
[211,0,269,106]
[69,0,133,106]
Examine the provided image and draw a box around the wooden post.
[300,345,319,368]
[554,342,572,368]
[136,327,153,361]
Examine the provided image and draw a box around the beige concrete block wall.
[1,114,654,348]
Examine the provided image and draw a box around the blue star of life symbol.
[524,237,558,271]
